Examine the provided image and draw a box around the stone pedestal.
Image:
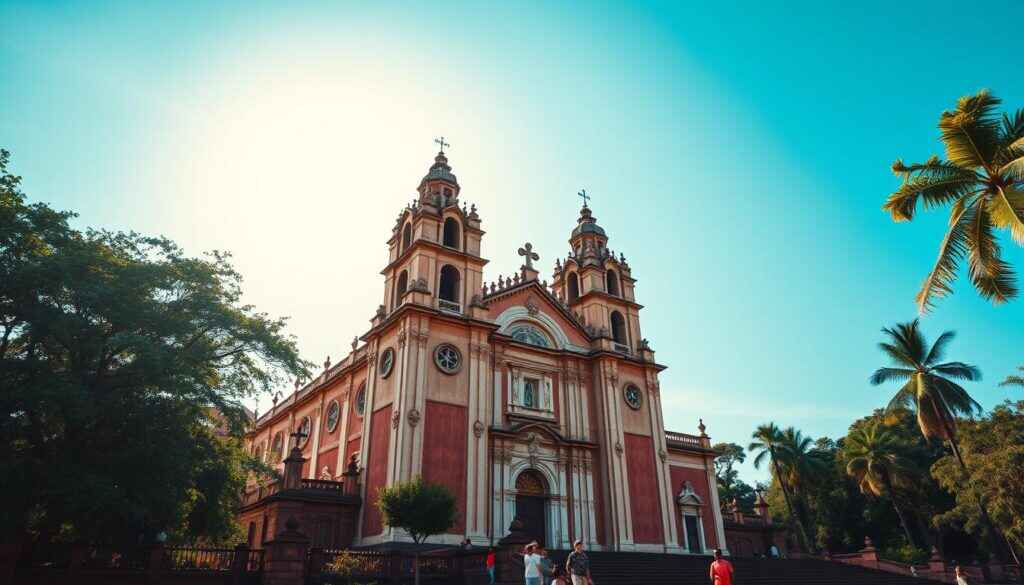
[264,517,310,585]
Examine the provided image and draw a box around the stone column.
[263,518,310,585]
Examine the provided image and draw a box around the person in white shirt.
[954,565,969,585]
[523,543,543,585]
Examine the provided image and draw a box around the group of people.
[516,540,592,585]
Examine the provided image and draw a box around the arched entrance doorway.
[515,470,549,547]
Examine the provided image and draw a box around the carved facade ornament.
[320,466,332,480]
[392,410,401,429]
[526,432,541,455]
[407,408,421,427]
[525,295,540,316]
[473,420,485,438]
[677,480,704,506]
[397,330,407,347]
[367,352,378,366]
[614,441,624,456]
[658,449,667,462]
[410,277,430,293]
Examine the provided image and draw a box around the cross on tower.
[578,189,591,208]
[518,242,540,269]
[434,136,450,154]
[290,428,308,446]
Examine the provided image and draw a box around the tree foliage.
[0,149,309,544]
[376,476,456,545]
[713,442,757,513]
[883,90,1024,313]
[932,401,1024,561]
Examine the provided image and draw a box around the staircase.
[533,551,944,585]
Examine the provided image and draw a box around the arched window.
[401,223,412,252]
[610,310,627,345]
[443,217,460,249]
[439,265,460,303]
[394,270,408,307]
[567,272,580,302]
[606,269,620,296]
[508,323,551,348]
[516,469,549,496]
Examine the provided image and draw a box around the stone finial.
[324,356,331,370]
[698,418,707,437]
[352,336,359,351]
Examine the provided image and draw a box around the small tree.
[377,476,457,585]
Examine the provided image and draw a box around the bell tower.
[551,199,642,356]
[377,144,487,322]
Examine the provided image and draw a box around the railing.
[665,430,707,448]
[612,342,631,354]
[308,549,457,585]
[438,299,461,313]
[301,478,346,494]
[243,479,282,505]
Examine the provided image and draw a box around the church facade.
[242,149,726,554]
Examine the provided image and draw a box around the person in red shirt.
[709,549,734,585]
[486,547,496,585]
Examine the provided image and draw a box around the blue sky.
[3,1,1022,482]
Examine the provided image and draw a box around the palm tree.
[778,427,827,550]
[749,423,813,552]
[999,366,1024,388]
[870,319,1019,565]
[883,90,1024,313]
[845,423,918,546]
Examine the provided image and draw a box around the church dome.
[420,151,459,186]
[571,206,606,238]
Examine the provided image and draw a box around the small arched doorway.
[515,469,549,547]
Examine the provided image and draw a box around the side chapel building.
[241,149,727,555]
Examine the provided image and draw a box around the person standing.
[709,549,734,585]
[565,540,592,585]
[486,547,496,585]
[539,548,553,585]
[954,565,969,585]
[524,543,543,585]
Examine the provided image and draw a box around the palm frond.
[1003,156,1024,181]
[884,380,917,413]
[915,200,972,313]
[938,90,1002,170]
[869,367,915,385]
[923,330,955,366]
[931,361,982,381]
[1000,373,1024,387]
[967,201,1018,302]
[997,109,1024,164]
[988,187,1024,244]
[877,341,917,368]
[931,376,983,416]
[883,157,977,221]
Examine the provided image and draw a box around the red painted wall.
[319,446,339,478]
[361,406,392,537]
[344,437,361,471]
[624,433,663,544]
[669,464,718,549]
[421,400,468,534]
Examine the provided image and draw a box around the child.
[551,566,570,585]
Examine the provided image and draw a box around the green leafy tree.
[0,149,309,544]
[377,476,457,585]
[749,423,813,551]
[882,89,1024,313]
[844,423,919,547]
[778,427,827,549]
[870,320,1017,563]
[713,442,756,512]
[931,401,1024,563]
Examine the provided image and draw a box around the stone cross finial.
[290,428,307,445]
[324,355,331,370]
[578,189,591,208]
[434,136,450,153]
[518,243,540,269]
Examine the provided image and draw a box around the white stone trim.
[494,307,588,353]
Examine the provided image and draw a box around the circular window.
[355,384,367,417]
[297,416,311,446]
[379,347,395,378]
[434,343,462,374]
[623,384,643,410]
[325,400,340,432]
